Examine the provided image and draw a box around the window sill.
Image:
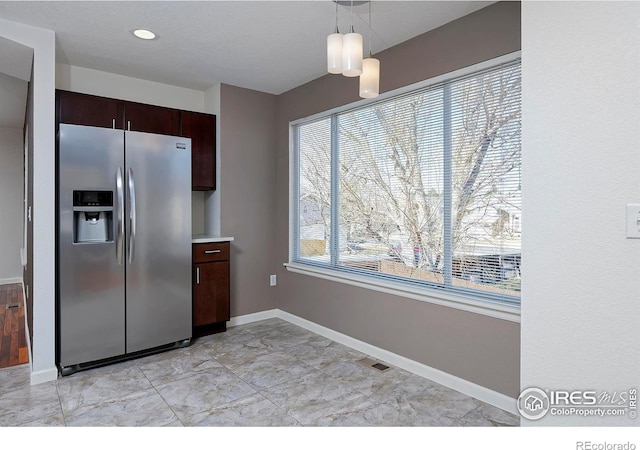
[284,262,521,323]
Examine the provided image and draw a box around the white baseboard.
[19,281,47,386]
[276,309,518,416]
[30,367,58,385]
[0,277,23,285]
[20,281,32,367]
[17,280,56,386]
[228,309,278,327]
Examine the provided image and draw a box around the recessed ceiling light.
[132,29,157,40]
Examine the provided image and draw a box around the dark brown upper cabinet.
[56,89,216,191]
[123,101,181,136]
[181,111,216,191]
[56,90,124,129]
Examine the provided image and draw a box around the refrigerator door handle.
[127,167,137,263]
[116,167,124,265]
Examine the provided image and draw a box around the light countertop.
[192,234,235,244]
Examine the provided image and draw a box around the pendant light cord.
[334,0,339,33]
[350,0,354,33]
[368,1,372,57]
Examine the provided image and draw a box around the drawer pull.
[204,250,221,254]
[196,267,200,285]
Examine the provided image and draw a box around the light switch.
[626,204,640,238]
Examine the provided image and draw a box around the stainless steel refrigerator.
[57,124,192,375]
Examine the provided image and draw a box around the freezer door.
[124,131,192,353]
[58,124,126,367]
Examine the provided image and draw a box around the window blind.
[293,59,521,306]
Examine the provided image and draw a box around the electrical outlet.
[269,274,277,286]
[627,204,640,238]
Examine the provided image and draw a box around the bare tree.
[298,65,521,284]
[299,120,332,238]
[451,68,522,253]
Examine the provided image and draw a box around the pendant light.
[359,57,379,98]
[341,0,363,77]
[327,1,343,74]
[359,1,379,98]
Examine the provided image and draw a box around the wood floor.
[0,284,28,369]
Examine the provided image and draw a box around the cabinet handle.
[112,118,116,129]
[204,250,221,254]
[127,120,131,131]
[196,267,200,285]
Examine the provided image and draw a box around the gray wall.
[0,127,24,281]
[275,1,521,397]
[219,84,278,317]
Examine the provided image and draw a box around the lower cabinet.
[193,242,230,336]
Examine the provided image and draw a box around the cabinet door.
[124,101,181,136]
[193,261,230,326]
[181,111,216,190]
[57,90,124,129]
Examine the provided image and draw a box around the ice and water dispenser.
[73,190,113,243]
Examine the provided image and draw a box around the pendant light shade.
[359,56,379,98]
[341,28,363,77]
[325,0,379,97]
[327,31,343,74]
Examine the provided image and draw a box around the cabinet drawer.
[193,242,229,263]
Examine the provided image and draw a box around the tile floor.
[0,318,519,427]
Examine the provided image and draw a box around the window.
[291,58,521,309]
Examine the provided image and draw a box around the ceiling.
[0,35,32,82]
[0,36,30,128]
[0,1,493,129]
[0,71,28,129]
[0,1,493,95]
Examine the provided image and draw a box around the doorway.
[0,283,28,368]
[0,36,33,372]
